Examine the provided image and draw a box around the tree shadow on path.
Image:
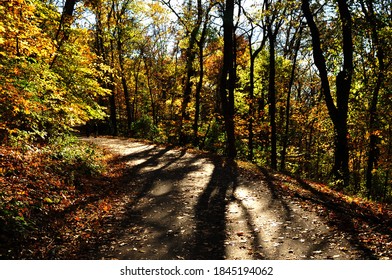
[72,138,390,260]
[294,178,388,259]
[191,158,238,259]
[77,142,209,259]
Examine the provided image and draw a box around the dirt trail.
[83,137,366,260]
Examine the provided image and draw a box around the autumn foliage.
[0,0,107,144]
[0,0,391,259]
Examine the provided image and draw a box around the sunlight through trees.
[1,0,391,200]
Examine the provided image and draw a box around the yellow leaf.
[43,197,54,204]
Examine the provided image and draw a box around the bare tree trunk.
[179,0,204,144]
[118,38,133,135]
[50,0,76,68]
[360,0,385,198]
[281,25,302,170]
[219,0,236,158]
[94,2,117,136]
[267,21,277,170]
[193,0,209,146]
[246,24,266,161]
[108,39,118,136]
[194,28,206,146]
[109,39,118,136]
[302,0,353,187]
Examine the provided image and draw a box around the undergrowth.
[0,134,107,259]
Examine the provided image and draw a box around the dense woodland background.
[0,0,391,201]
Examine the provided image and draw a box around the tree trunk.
[333,115,350,183]
[193,0,209,146]
[302,0,353,187]
[267,21,277,170]
[109,79,118,136]
[219,0,236,158]
[132,60,142,123]
[247,29,265,161]
[50,0,76,68]
[193,50,202,146]
[335,0,353,186]
[109,40,118,136]
[193,26,207,146]
[55,0,76,42]
[281,26,302,171]
[360,0,385,198]
[143,61,157,126]
[248,54,255,161]
[265,0,285,170]
[118,38,132,135]
[179,0,204,144]
[94,3,117,136]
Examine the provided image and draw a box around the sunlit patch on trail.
[150,182,173,196]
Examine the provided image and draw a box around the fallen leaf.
[43,197,54,204]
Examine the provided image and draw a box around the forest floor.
[1,136,391,259]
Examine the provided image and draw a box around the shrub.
[46,134,105,177]
[131,115,159,141]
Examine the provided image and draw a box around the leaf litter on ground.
[1,138,391,259]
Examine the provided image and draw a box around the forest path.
[82,137,368,260]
